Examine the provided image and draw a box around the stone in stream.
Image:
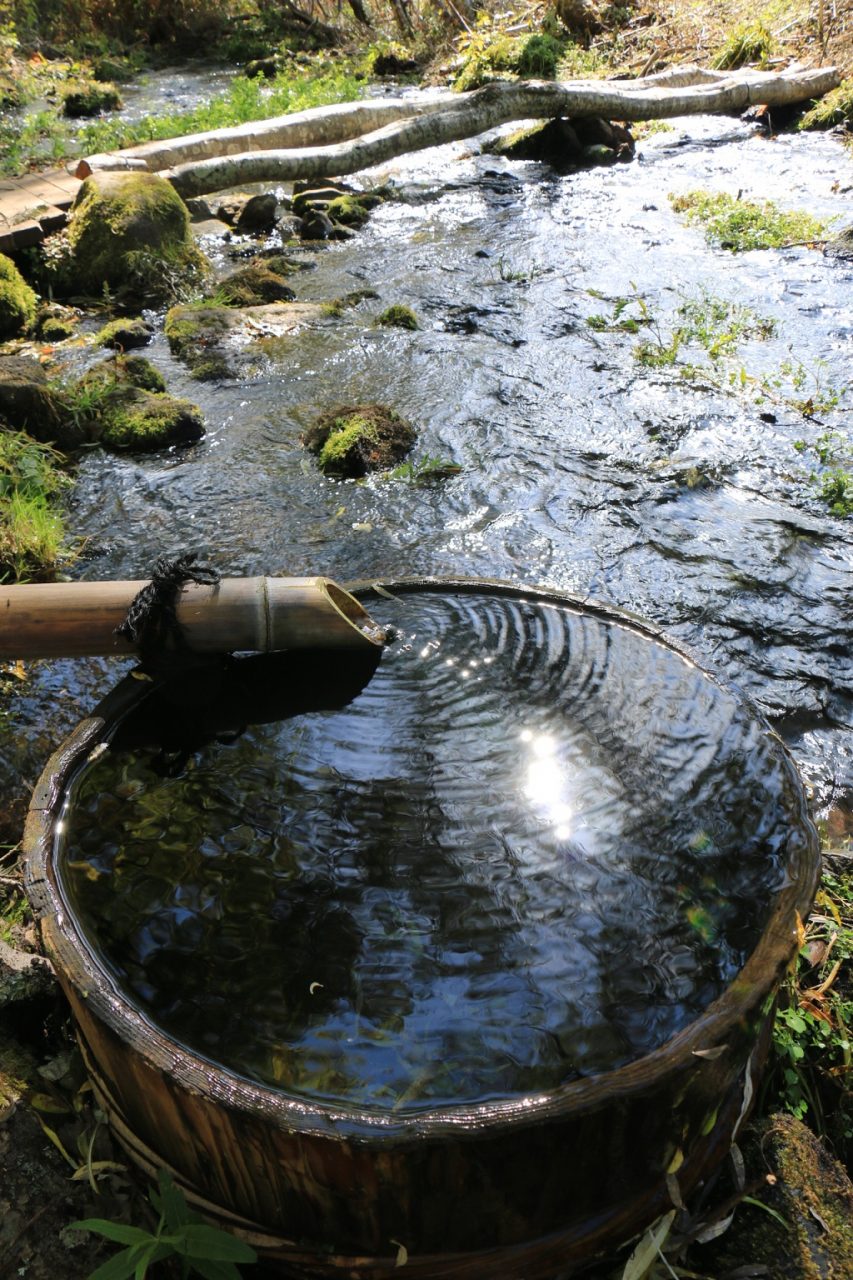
[96,317,154,350]
[487,115,633,169]
[216,192,278,234]
[67,356,204,452]
[66,172,208,306]
[0,355,81,448]
[216,263,296,306]
[824,224,853,261]
[304,403,416,478]
[164,300,328,380]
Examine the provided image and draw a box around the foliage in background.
[711,20,773,69]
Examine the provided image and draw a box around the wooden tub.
[24,579,820,1279]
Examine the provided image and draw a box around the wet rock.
[67,171,208,306]
[184,197,215,221]
[304,403,416,478]
[0,253,37,339]
[300,209,336,241]
[292,182,382,240]
[37,315,77,342]
[216,192,278,234]
[96,317,154,350]
[488,116,633,168]
[700,1113,853,1280]
[259,253,316,277]
[0,356,78,447]
[216,263,296,306]
[824,224,853,261]
[165,300,327,379]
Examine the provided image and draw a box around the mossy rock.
[700,1113,853,1279]
[0,254,37,340]
[0,356,79,448]
[259,254,316,277]
[66,357,203,452]
[489,116,631,167]
[92,56,137,84]
[376,305,419,331]
[304,403,416,478]
[61,80,123,118]
[96,317,154,350]
[99,391,204,451]
[39,316,77,342]
[0,75,23,109]
[67,172,209,306]
[216,264,296,307]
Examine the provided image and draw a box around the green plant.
[799,78,853,130]
[0,252,37,338]
[669,190,828,252]
[712,20,772,69]
[73,1169,257,1279]
[375,304,419,330]
[0,429,69,582]
[793,430,853,516]
[765,859,852,1159]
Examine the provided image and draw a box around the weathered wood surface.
[0,576,384,658]
[74,64,841,198]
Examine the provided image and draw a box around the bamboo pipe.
[0,577,386,659]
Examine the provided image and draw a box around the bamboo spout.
[0,577,386,659]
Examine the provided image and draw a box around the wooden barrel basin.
[24,579,819,1279]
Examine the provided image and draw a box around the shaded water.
[58,589,809,1109]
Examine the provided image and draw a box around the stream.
[5,95,853,832]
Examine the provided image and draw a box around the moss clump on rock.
[96,317,154,350]
[39,316,77,342]
[61,80,123,118]
[304,403,415,478]
[65,357,203,453]
[216,264,296,307]
[324,195,372,228]
[67,172,208,306]
[0,254,37,340]
[376,304,419,331]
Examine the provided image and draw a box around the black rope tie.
[116,552,221,666]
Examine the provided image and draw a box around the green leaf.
[742,1195,789,1229]
[154,1170,193,1228]
[173,1225,257,1263]
[71,1220,154,1248]
[86,1246,142,1280]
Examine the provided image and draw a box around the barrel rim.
[24,575,821,1142]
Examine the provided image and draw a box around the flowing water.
[6,90,853,1098]
[58,588,810,1109]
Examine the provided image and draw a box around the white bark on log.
[76,97,452,178]
[78,63,839,187]
[161,65,840,198]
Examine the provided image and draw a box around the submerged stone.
[165,300,327,378]
[216,264,296,307]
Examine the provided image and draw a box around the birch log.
[158,65,840,198]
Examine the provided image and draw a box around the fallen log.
[158,65,840,198]
[77,64,840,190]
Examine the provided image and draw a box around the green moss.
[80,355,166,395]
[261,254,314,278]
[669,190,827,251]
[800,79,853,130]
[0,254,37,339]
[99,393,204,451]
[375,304,419,331]
[39,316,77,342]
[321,288,379,317]
[304,403,416,478]
[216,264,296,307]
[68,172,209,305]
[164,303,232,375]
[61,80,122,118]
